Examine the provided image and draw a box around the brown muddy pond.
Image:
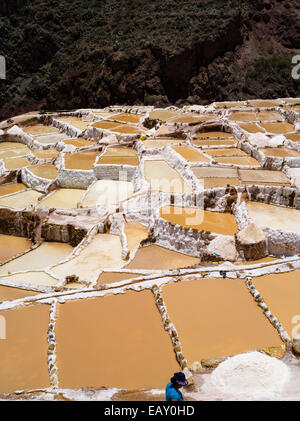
[0,190,43,209]
[0,234,31,263]
[39,189,85,209]
[97,271,143,286]
[52,234,125,281]
[0,183,27,197]
[260,122,294,134]
[124,222,148,251]
[161,278,283,362]
[144,160,192,194]
[81,180,134,208]
[238,169,290,184]
[246,201,300,233]
[28,164,59,179]
[172,146,210,162]
[0,304,50,393]
[3,157,30,169]
[126,245,200,270]
[0,242,73,276]
[64,152,100,170]
[55,290,179,390]
[259,148,300,158]
[253,270,300,338]
[97,156,139,166]
[0,285,39,302]
[160,206,238,235]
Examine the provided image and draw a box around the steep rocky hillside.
[0,0,299,119]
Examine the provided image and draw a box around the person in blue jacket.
[165,372,188,401]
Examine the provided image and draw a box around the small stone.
[201,357,226,369]
[262,345,286,359]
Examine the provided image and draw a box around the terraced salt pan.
[103,147,137,157]
[148,110,180,121]
[52,234,125,281]
[97,271,143,286]
[142,137,181,149]
[172,146,210,162]
[160,206,238,235]
[192,166,238,179]
[257,111,284,122]
[203,148,249,157]
[0,142,30,158]
[259,148,300,158]
[0,234,32,264]
[260,122,294,134]
[240,124,265,133]
[97,156,139,166]
[23,125,59,135]
[55,290,179,390]
[246,201,300,233]
[192,139,236,147]
[215,101,246,108]
[110,125,144,134]
[0,189,43,209]
[64,152,100,170]
[161,278,283,362]
[33,133,72,144]
[195,132,234,139]
[229,112,257,122]
[167,114,216,124]
[64,138,98,148]
[112,113,141,124]
[92,121,123,130]
[0,183,27,197]
[253,270,300,338]
[285,133,300,142]
[124,222,148,250]
[0,242,73,276]
[239,169,290,184]
[32,150,59,159]
[0,271,59,287]
[248,99,281,107]
[126,244,200,270]
[0,304,50,393]
[56,117,90,131]
[28,164,59,179]
[81,180,134,208]
[3,157,30,169]
[144,160,192,193]
[203,178,240,188]
[39,189,85,209]
[0,285,39,302]
[215,156,259,166]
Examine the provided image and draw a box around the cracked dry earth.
[0,98,300,400]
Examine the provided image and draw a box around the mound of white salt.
[211,351,289,399]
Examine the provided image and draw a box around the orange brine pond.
[126,245,200,270]
[192,166,238,179]
[0,234,31,263]
[148,110,180,121]
[238,169,290,184]
[103,146,138,156]
[195,131,234,139]
[257,111,284,122]
[0,285,39,302]
[0,189,43,209]
[112,113,142,124]
[0,142,30,158]
[142,137,181,149]
[3,157,30,169]
[253,270,300,338]
[167,114,216,124]
[110,125,144,134]
[161,278,283,363]
[239,124,265,133]
[0,242,73,276]
[63,138,98,148]
[248,99,281,107]
[0,183,26,197]
[192,139,236,147]
[55,290,179,390]
[214,156,259,166]
[259,122,294,134]
[172,146,210,162]
[144,160,192,193]
[124,222,148,251]
[259,148,300,158]
[64,152,100,170]
[160,206,238,235]
[203,178,240,189]
[97,271,143,286]
[92,120,123,130]
[51,234,125,281]
[56,117,91,131]
[28,164,59,179]
[246,201,300,233]
[202,148,248,157]
[285,133,300,142]
[38,189,85,209]
[0,304,50,393]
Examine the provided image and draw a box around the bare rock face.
[235,223,267,261]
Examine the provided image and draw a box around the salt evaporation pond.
[81,180,134,208]
[39,189,85,209]
[172,146,210,162]
[97,271,142,286]
[65,152,99,170]
[28,164,59,179]
[3,157,30,169]
[144,160,192,193]
[0,271,59,287]
[0,189,43,209]
[0,285,39,302]
[161,278,283,363]
[0,234,31,263]
[124,222,148,251]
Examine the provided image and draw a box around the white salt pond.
[81,180,134,208]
